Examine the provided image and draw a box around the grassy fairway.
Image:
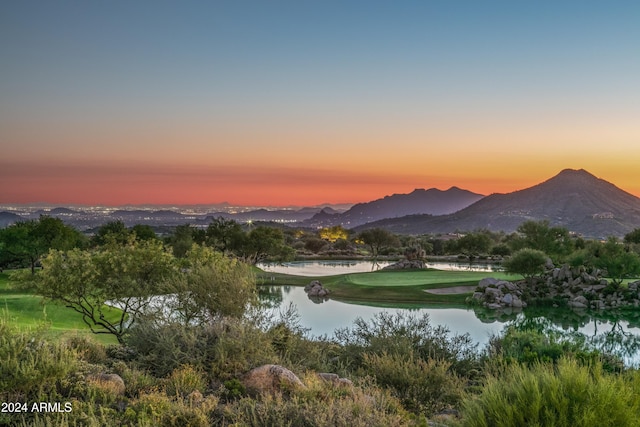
[256,268,517,305]
[0,272,119,344]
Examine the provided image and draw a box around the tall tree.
[32,239,176,344]
[206,217,245,254]
[591,237,640,287]
[236,226,294,265]
[455,231,492,261]
[0,216,84,273]
[131,224,158,241]
[165,245,256,325]
[357,228,401,258]
[510,220,573,261]
[91,220,131,246]
[170,224,195,258]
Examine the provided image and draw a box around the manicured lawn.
[0,271,119,344]
[255,268,517,305]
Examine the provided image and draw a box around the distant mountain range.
[2,169,639,238]
[304,187,484,228]
[355,169,640,238]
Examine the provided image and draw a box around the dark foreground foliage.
[1,311,638,426]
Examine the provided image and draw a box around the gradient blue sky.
[2,1,639,205]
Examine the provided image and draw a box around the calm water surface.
[257,260,640,365]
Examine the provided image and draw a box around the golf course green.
[256,268,517,304]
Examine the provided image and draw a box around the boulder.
[501,293,514,306]
[241,365,305,396]
[317,372,353,388]
[304,280,331,299]
[478,278,500,288]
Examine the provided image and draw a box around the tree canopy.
[510,220,573,261]
[591,237,640,286]
[0,216,84,273]
[32,239,177,343]
[357,228,401,258]
[503,248,548,282]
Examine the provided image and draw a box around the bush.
[212,375,411,426]
[334,312,480,378]
[460,358,640,427]
[0,319,78,401]
[362,351,465,416]
[126,317,278,380]
[165,365,207,399]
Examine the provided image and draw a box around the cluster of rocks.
[471,277,527,310]
[472,263,640,311]
[304,280,331,302]
[241,364,352,396]
[381,259,425,270]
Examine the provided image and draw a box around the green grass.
[0,272,119,344]
[256,268,517,305]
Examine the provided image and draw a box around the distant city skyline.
[2,1,639,205]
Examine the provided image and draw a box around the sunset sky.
[2,1,639,206]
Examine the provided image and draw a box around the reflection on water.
[258,285,504,346]
[257,259,502,276]
[259,285,640,366]
[257,260,393,276]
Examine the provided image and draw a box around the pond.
[259,285,640,366]
[257,259,502,276]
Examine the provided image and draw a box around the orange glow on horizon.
[1,158,639,206]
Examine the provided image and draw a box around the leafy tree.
[165,245,256,325]
[624,228,640,245]
[357,228,401,258]
[319,225,349,242]
[131,224,157,241]
[510,220,573,261]
[456,231,492,261]
[236,226,294,264]
[0,216,84,273]
[490,244,511,257]
[503,248,548,282]
[170,224,195,258]
[206,217,245,254]
[304,237,328,254]
[592,237,640,287]
[91,220,131,246]
[31,239,177,343]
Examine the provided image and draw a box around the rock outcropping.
[304,280,331,302]
[471,264,640,311]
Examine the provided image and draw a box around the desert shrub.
[126,317,278,381]
[488,326,624,373]
[213,375,411,426]
[85,376,126,406]
[125,391,218,427]
[334,312,480,378]
[0,319,78,401]
[362,351,466,416]
[165,365,207,398]
[267,320,340,373]
[111,360,159,398]
[65,334,108,364]
[460,358,640,427]
[221,378,246,401]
